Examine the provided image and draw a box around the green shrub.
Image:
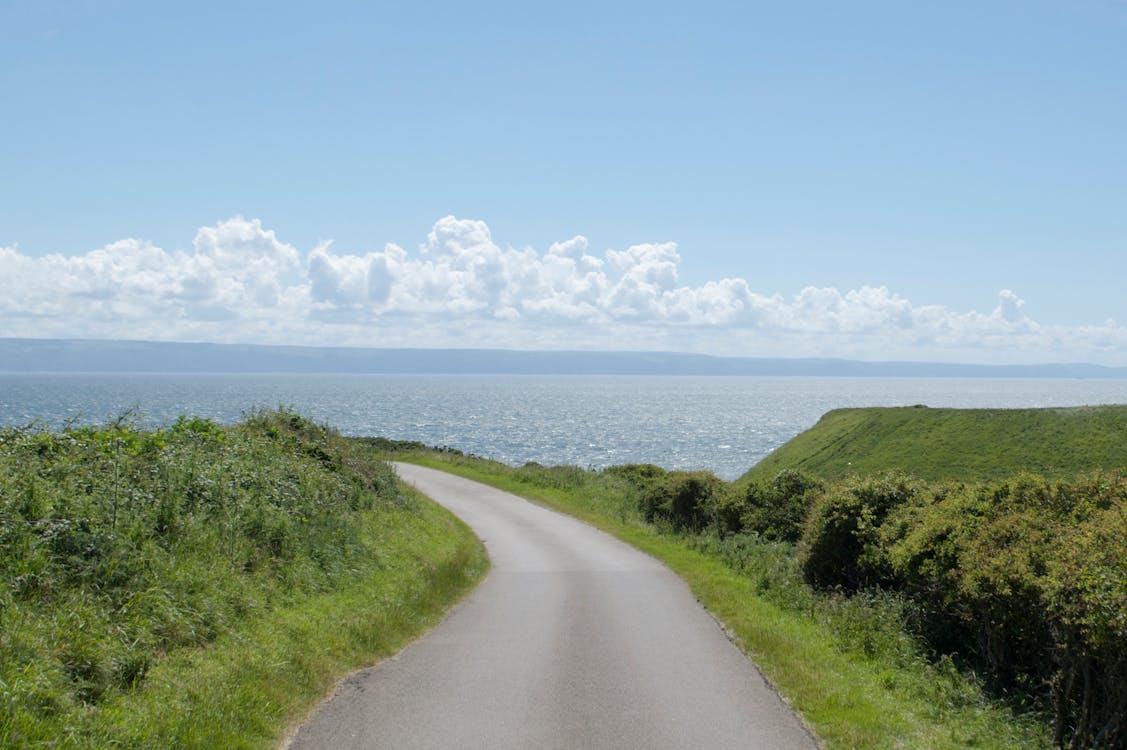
[814,472,1127,749]
[602,463,668,492]
[1043,501,1127,748]
[700,485,746,536]
[799,472,919,590]
[741,469,823,542]
[636,470,721,531]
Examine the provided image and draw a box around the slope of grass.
[740,404,1127,485]
[0,410,487,748]
[387,450,1051,750]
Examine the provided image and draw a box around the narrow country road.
[286,463,817,750]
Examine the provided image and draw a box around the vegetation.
[5,401,1122,748]
[0,409,487,748]
[380,403,1127,749]
[740,405,1127,484]
[739,404,1127,747]
[801,472,1126,749]
[382,447,1057,750]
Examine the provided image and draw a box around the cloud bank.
[2,215,1124,364]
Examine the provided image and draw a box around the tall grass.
[0,409,486,747]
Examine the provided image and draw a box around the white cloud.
[0,216,304,339]
[992,288,1026,323]
[2,215,1126,365]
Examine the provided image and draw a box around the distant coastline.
[2,337,1125,378]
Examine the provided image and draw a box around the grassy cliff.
[740,404,1127,484]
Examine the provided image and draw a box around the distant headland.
[2,338,1125,378]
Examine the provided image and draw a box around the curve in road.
[286,462,817,749]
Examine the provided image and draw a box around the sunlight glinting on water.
[4,374,1127,480]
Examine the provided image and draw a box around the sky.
[2,0,1126,364]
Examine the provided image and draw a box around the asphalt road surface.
[285,462,817,749]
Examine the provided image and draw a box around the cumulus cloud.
[0,216,304,338]
[993,288,1026,323]
[2,215,1125,364]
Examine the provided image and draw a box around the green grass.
[740,404,1127,484]
[86,493,486,749]
[0,410,488,748]
[388,450,1051,750]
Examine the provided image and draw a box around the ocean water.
[3,374,1127,480]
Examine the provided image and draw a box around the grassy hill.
[740,404,1127,484]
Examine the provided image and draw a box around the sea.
[3,373,1127,481]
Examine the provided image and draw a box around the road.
[285,462,817,749]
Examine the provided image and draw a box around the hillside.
[740,404,1127,484]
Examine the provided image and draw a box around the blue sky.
[2,1,1126,363]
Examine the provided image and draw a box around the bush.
[799,472,919,590]
[1044,501,1127,747]
[800,471,1127,749]
[636,470,721,532]
[741,469,823,542]
[602,463,668,492]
